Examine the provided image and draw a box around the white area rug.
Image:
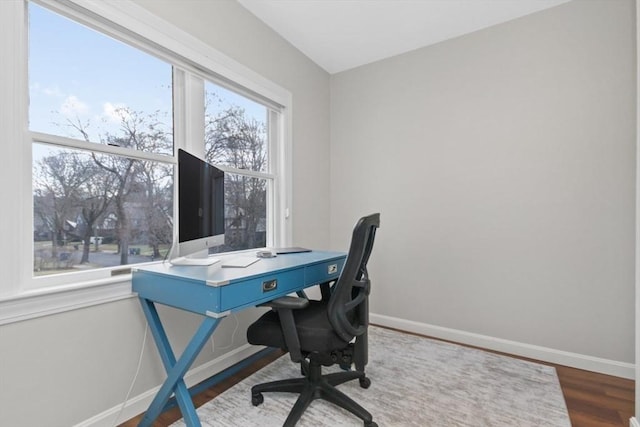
[173,326,571,426]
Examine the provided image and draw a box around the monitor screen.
[177,149,225,258]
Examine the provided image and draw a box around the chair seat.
[247,300,351,352]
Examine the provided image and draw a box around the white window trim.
[0,0,293,325]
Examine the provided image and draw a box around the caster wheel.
[359,377,371,389]
[251,393,264,406]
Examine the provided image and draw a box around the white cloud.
[102,102,130,123]
[60,95,89,117]
[43,86,64,97]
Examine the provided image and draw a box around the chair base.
[251,359,376,427]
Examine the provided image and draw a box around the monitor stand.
[169,255,220,266]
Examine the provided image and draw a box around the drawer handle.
[262,279,277,292]
[328,264,338,274]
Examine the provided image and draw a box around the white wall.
[0,1,331,426]
[330,0,636,368]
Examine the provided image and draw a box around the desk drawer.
[219,268,305,311]
[305,258,345,286]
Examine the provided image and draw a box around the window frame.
[0,0,293,325]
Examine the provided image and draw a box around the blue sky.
[29,3,266,148]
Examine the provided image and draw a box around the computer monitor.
[171,149,225,266]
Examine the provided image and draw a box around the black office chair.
[246,213,381,427]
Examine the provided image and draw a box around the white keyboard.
[221,256,261,268]
[170,256,220,266]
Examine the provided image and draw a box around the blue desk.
[132,250,347,427]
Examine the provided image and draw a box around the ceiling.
[237,0,571,74]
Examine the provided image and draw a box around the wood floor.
[119,330,634,427]
[556,364,634,427]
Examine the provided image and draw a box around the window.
[30,3,174,278]
[204,82,271,252]
[29,4,174,152]
[0,0,291,322]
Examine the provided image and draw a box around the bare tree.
[204,98,267,250]
[69,107,172,265]
[77,160,114,263]
[138,159,173,259]
[37,92,267,271]
[97,109,169,263]
[33,151,90,260]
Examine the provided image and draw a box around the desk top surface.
[133,250,346,286]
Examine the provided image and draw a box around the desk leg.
[138,298,222,427]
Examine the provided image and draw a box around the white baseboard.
[630,416,640,427]
[371,313,635,379]
[74,343,263,427]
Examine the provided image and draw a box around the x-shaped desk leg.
[137,297,222,427]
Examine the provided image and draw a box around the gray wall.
[330,0,636,363]
[0,1,331,426]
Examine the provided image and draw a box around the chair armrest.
[258,296,308,363]
[259,296,309,310]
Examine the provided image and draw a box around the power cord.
[111,323,148,427]
[211,312,239,353]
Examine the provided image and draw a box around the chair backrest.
[328,213,380,342]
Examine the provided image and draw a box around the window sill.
[0,275,135,326]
